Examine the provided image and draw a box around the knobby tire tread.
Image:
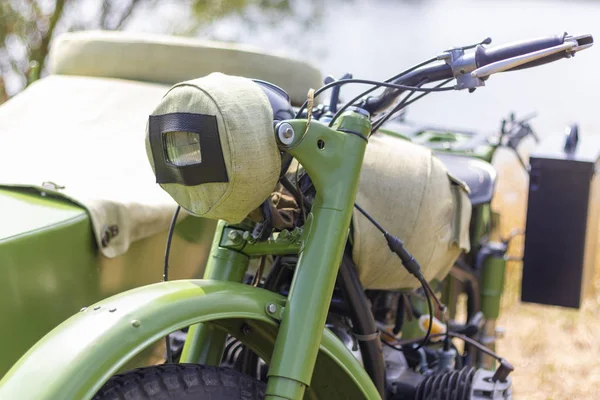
[93,364,265,400]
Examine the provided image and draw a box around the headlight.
[164,131,202,166]
[145,73,282,224]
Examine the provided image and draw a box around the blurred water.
[132,0,600,137]
[259,0,600,137]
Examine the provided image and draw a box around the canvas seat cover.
[49,31,323,106]
[352,134,472,289]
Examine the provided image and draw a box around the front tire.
[93,364,265,400]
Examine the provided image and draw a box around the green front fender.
[0,280,380,400]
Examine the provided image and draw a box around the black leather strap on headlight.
[149,112,228,186]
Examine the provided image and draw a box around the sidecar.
[0,31,322,378]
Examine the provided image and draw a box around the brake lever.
[471,34,592,79]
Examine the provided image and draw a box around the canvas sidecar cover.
[0,30,323,258]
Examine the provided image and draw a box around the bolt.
[282,127,294,139]
[228,230,244,244]
[80,307,87,312]
[109,307,117,313]
[266,303,277,314]
[277,123,295,145]
[93,306,101,311]
[131,320,141,328]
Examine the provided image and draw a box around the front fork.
[180,115,371,400]
[180,210,355,399]
[180,220,248,366]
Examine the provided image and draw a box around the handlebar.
[362,62,452,113]
[362,32,593,115]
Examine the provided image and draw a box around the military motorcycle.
[0,31,593,400]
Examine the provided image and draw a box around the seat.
[49,30,323,106]
[435,153,497,206]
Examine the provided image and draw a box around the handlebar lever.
[362,33,592,114]
[471,33,593,78]
[444,37,492,52]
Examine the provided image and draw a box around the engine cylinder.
[414,367,476,400]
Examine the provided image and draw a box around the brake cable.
[295,77,453,119]
[325,56,441,126]
[370,78,429,133]
[370,78,454,133]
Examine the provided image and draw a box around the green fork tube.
[266,115,370,399]
[180,221,249,365]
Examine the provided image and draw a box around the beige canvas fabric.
[146,73,280,223]
[0,74,181,258]
[49,30,323,106]
[352,134,472,289]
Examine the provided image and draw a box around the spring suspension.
[414,367,476,400]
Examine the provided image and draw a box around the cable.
[328,56,440,126]
[295,78,454,118]
[381,338,404,352]
[163,205,181,363]
[414,278,433,350]
[294,161,307,223]
[420,278,447,318]
[280,175,304,212]
[391,331,506,364]
[381,330,503,363]
[252,256,266,287]
[355,202,434,350]
[370,79,428,133]
[164,205,181,282]
[392,78,454,112]
[372,78,454,133]
[354,202,387,234]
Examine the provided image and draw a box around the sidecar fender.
[0,280,380,400]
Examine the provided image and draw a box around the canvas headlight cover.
[146,73,281,223]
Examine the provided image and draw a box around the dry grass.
[492,153,600,399]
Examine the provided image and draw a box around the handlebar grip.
[475,33,568,71]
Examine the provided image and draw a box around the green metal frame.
[0,113,376,400]
[0,280,378,400]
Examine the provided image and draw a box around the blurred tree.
[192,0,292,20]
[0,0,320,103]
[0,0,151,101]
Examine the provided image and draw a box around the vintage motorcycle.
[0,32,593,400]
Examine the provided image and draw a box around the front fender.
[0,280,380,400]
